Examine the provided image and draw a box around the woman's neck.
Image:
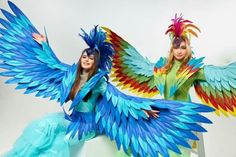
[173,59,182,65]
[80,70,89,80]
[77,70,89,90]
[82,69,89,74]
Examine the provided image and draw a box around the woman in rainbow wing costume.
[103,14,236,157]
[0,2,214,157]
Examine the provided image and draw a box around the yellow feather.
[121,84,132,90]
[111,78,119,82]
[215,110,221,116]
[117,82,124,87]
[110,68,116,73]
[176,68,190,79]
[101,26,111,33]
[110,73,118,78]
[228,108,236,117]
[219,108,229,117]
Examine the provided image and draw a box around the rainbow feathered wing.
[103,27,236,117]
[103,27,159,98]
[194,62,236,116]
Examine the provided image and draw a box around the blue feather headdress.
[80,26,114,72]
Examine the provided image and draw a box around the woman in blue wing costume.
[3,46,108,157]
[0,1,214,157]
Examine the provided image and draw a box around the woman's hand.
[32,33,46,44]
[143,109,159,118]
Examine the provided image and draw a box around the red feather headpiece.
[165,14,201,42]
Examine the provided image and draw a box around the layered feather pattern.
[96,83,214,157]
[102,27,158,98]
[0,1,75,103]
[194,61,236,116]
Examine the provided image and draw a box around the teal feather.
[176,115,196,123]
[118,127,124,145]
[123,132,130,150]
[106,118,112,132]
[112,123,117,138]
[111,94,118,107]
[118,44,155,77]
[95,112,101,123]
[146,136,157,150]
[138,136,148,154]
[129,109,139,119]
[131,135,139,153]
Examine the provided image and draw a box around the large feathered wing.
[194,61,236,117]
[102,27,158,98]
[96,83,214,157]
[0,1,76,104]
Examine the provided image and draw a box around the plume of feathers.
[80,25,114,71]
[165,14,201,41]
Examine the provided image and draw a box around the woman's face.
[80,52,95,71]
[173,41,187,61]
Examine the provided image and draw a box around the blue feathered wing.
[95,83,214,157]
[0,1,77,104]
[65,71,108,139]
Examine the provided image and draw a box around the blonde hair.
[163,38,192,74]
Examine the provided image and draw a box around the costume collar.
[154,57,204,96]
[69,70,108,110]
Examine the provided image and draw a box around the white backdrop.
[0,0,236,157]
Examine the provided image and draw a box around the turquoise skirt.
[3,112,132,157]
[4,113,72,157]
